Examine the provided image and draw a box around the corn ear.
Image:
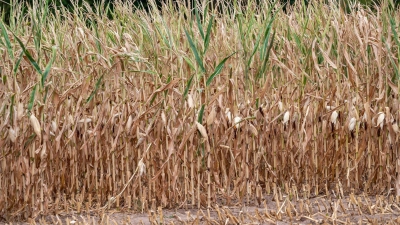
[29,114,41,139]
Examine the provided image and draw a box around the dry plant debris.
[1,0,400,223]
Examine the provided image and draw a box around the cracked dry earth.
[2,194,400,225]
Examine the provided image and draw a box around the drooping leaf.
[11,30,42,75]
[206,52,236,86]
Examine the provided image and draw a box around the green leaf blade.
[206,52,236,86]
[41,46,57,87]
[204,15,214,54]
[184,28,205,73]
[0,22,14,60]
[12,31,43,75]
[197,104,205,123]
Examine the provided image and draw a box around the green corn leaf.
[11,31,42,75]
[183,73,195,99]
[86,74,104,103]
[161,17,174,49]
[184,28,205,73]
[237,14,243,41]
[206,52,236,86]
[182,56,196,71]
[204,15,214,54]
[40,0,50,28]
[247,2,279,67]
[247,30,263,67]
[260,20,274,59]
[259,2,283,59]
[13,50,24,76]
[258,31,275,79]
[196,9,204,40]
[41,46,57,87]
[28,84,37,115]
[0,22,13,60]
[197,104,205,123]
[43,86,49,104]
[93,23,102,53]
[24,134,37,149]
[155,24,171,48]
[149,93,157,106]
[245,17,256,39]
[390,16,400,52]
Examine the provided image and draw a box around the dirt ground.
[2,194,400,224]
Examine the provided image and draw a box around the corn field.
[1,0,400,222]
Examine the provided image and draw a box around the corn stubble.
[1,0,400,221]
